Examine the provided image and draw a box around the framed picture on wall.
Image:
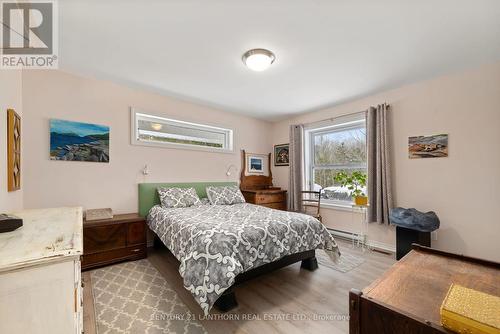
[7,109,21,191]
[408,134,448,159]
[247,155,264,173]
[49,119,110,163]
[274,143,289,166]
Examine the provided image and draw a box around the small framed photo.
[274,143,289,166]
[248,156,264,173]
[408,134,448,159]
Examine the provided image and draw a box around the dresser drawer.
[84,224,126,254]
[255,192,286,204]
[127,221,146,245]
[261,202,287,210]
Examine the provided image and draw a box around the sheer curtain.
[367,103,393,224]
[288,124,304,212]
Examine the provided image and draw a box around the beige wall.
[271,62,500,261]
[0,71,23,212]
[22,70,272,213]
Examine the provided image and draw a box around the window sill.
[320,202,354,212]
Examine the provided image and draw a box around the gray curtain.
[367,104,393,224]
[288,124,304,212]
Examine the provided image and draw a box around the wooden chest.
[241,189,287,210]
[349,245,500,334]
[82,213,147,270]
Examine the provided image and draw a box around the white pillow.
[206,185,246,205]
[157,187,201,208]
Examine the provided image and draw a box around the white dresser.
[0,207,83,334]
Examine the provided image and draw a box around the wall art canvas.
[408,134,448,159]
[50,119,110,162]
[274,143,289,166]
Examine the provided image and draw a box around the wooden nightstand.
[82,213,147,270]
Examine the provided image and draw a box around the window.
[305,113,367,205]
[131,109,233,152]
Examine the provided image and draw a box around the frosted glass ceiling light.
[242,49,275,71]
[151,123,162,131]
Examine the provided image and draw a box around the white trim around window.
[304,112,367,207]
[130,108,234,153]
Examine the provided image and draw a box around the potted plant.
[334,171,368,205]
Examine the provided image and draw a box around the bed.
[139,182,340,314]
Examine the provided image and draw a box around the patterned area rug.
[91,259,206,334]
[317,249,365,273]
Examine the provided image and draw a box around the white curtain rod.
[303,103,390,128]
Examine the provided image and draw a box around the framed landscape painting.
[274,143,289,166]
[50,119,110,162]
[408,134,448,159]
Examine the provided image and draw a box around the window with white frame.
[131,109,233,152]
[305,113,367,205]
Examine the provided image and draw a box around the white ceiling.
[59,0,500,121]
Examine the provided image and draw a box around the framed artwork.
[7,109,21,191]
[50,119,110,162]
[408,134,448,159]
[274,143,289,166]
[247,155,264,173]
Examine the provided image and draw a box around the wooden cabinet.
[0,207,83,334]
[82,213,147,270]
[239,149,287,211]
[242,189,287,210]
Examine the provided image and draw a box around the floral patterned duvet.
[147,203,340,314]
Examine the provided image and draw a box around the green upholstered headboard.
[138,182,237,217]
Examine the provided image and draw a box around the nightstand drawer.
[128,221,146,245]
[82,245,146,270]
[255,192,285,204]
[84,224,126,254]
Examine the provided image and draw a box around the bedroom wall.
[271,62,500,261]
[21,70,272,213]
[0,71,23,212]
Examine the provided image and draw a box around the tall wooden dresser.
[240,150,287,211]
[241,188,287,210]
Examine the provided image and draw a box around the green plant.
[334,171,367,198]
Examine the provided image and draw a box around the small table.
[351,204,369,250]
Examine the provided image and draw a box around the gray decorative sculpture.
[389,207,440,232]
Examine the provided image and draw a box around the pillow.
[206,185,246,205]
[157,187,201,208]
[194,197,211,206]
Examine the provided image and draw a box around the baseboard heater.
[327,228,365,243]
[327,227,394,255]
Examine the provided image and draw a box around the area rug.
[317,249,365,273]
[90,259,206,334]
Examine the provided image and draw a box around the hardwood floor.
[82,271,97,334]
[83,239,394,334]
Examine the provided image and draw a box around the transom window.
[305,113,367,205]
[131,109,233,152]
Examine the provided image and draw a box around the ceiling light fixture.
[151,123,162,131]
[242,48,275,72]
